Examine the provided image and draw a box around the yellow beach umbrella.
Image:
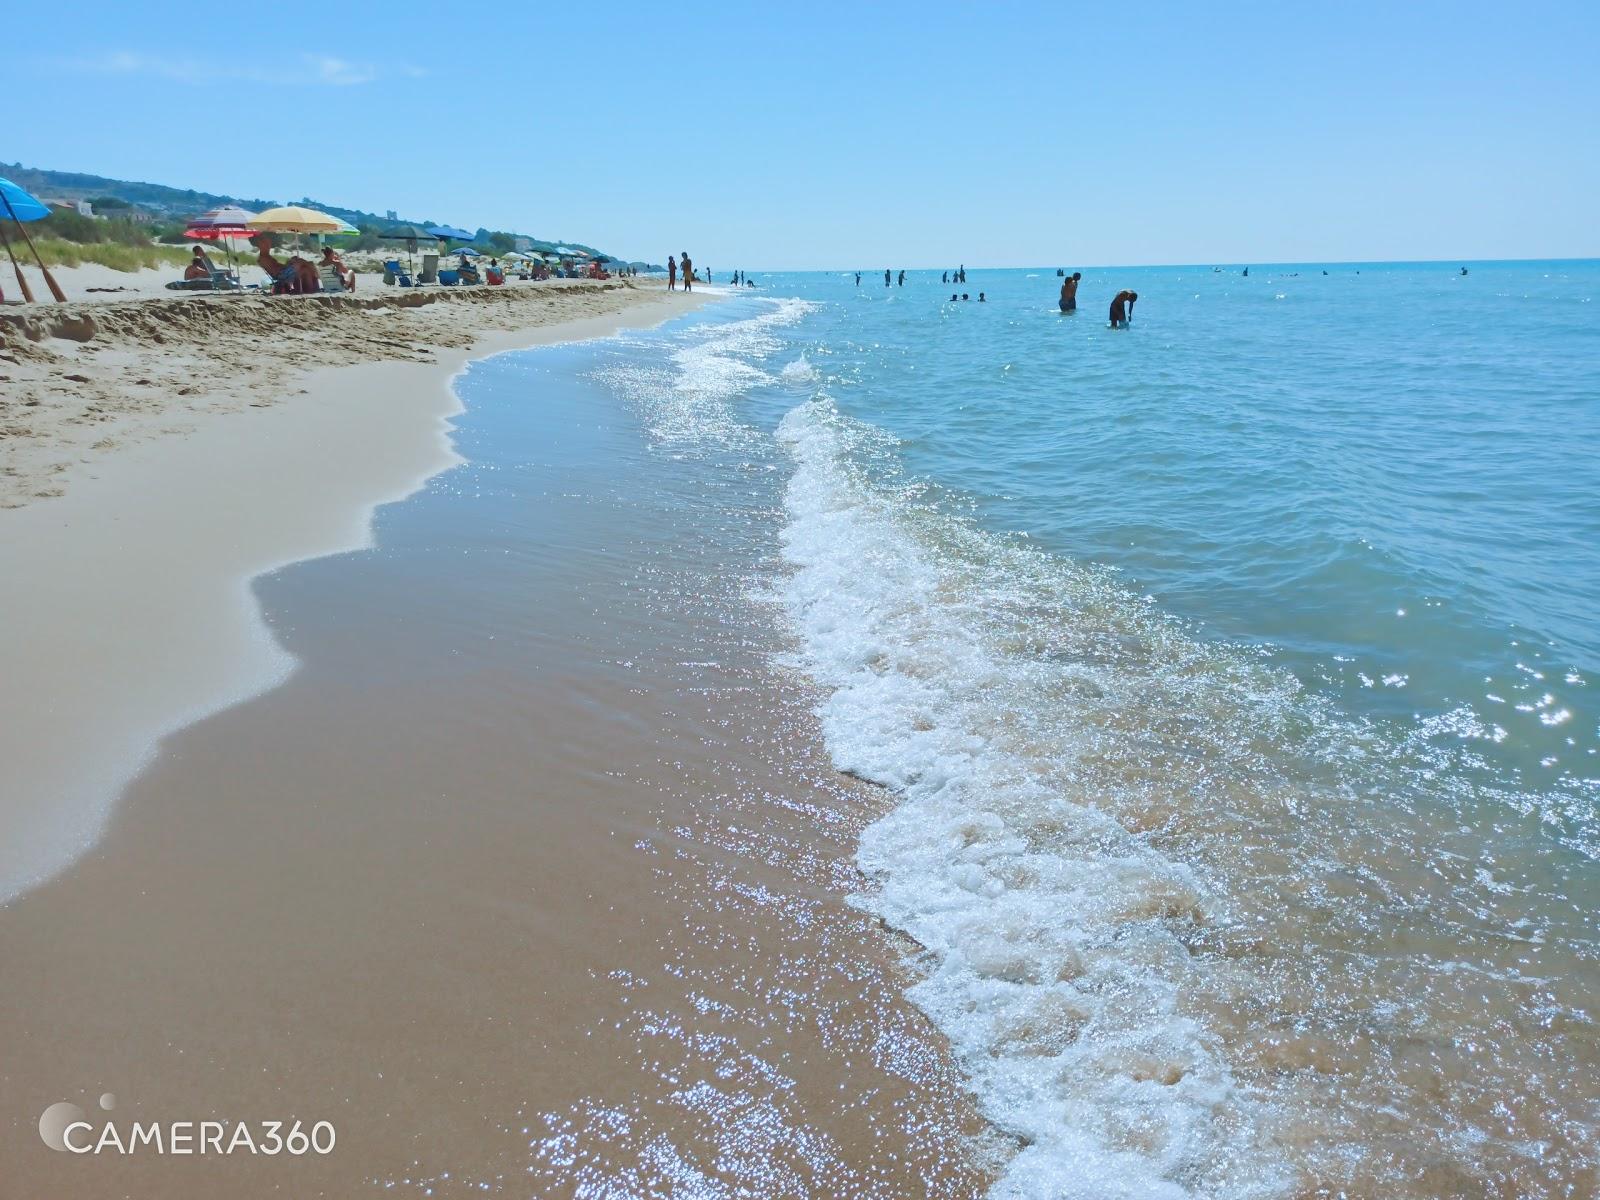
[250,205,344,234]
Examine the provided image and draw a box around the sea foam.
[775,396,1291,1198]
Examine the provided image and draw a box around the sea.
[561,261,1599,1198]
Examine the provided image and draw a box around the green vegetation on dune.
[3,163,620,263]
[13,238,194,272]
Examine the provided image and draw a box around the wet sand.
[0,330,995,1196]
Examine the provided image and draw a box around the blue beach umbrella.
[451,246,483,257]
[426,225,475,242]
[0,178,51,223]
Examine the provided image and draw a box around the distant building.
[513,236,532,252]
[386,210,398,221]
[45,199,96,217]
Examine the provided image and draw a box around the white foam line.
[774,396,1291,1199]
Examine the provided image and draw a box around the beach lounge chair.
[318,264,352,293]
[165,251,241,291]
[382,259,414,287]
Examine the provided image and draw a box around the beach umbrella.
[0,178,51,223]
[0,177,66,301]
[380,224,441,272]
[185,204,258,233]
[251,205,344,234]
[451,246,483,257]
[426,225,475,243]
[183,206,260,278]
[315,217,360,251]
[382,224,437,242]
[251,205,343,254]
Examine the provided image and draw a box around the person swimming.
[1109,289,1137,328]
[1059,271,1081,312]
[978,292,986,301]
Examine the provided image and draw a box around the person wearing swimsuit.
[1109,289,1137,328]
[1059,271,1081,312]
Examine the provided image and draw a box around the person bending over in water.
[1109,289,1137,328]
[1059,271,1081,312]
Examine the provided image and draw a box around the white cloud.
[58,51,420,86]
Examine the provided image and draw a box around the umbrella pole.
[1,194,66,302]
[0,219,35,303]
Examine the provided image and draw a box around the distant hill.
[0,162,650,265]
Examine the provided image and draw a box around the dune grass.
[3,238,195,272]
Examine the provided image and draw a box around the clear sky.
[9,1,1597,268]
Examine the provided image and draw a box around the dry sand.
[0,279,705,899]
[0,277,664,508]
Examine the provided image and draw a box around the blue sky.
[9,1,1597,268]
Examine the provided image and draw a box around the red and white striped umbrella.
[184,205,259,240]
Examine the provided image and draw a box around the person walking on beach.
[1059,271,1081,312]
[682,252,693,292]
[1109,289,1137,328]
[668,256,677,290]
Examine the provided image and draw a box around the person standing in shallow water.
[667,256,677,291]
[855,272,861,286]
[884,268,891,287]
[1109,289,1137,328]
[1059,271,1081,312]
[681,251,693,292]
[897,270,905,286]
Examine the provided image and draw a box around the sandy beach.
[0,279,994,1197]
[0,278,711,899]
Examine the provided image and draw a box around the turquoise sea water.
[561,263,1600,1195]
[753,261,1600,849]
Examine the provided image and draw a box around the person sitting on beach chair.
[253,237,320,294]
[319,247,356,292]
[165,246,240,291]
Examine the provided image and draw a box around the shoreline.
[0,302,995,1197]
[0,281,715,903]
